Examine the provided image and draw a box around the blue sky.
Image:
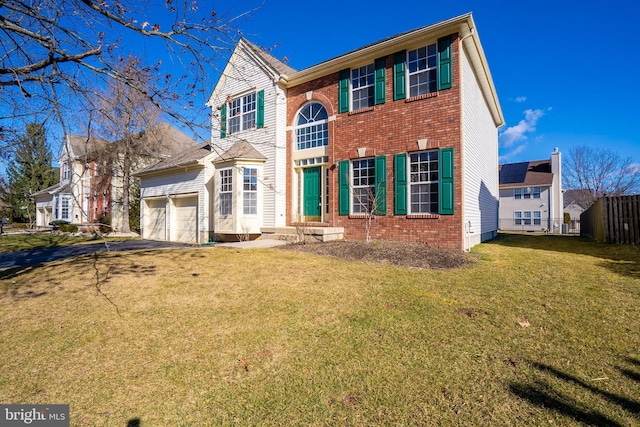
[225,0,639,165]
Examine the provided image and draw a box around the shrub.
[59,224,78,233]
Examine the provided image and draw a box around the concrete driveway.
[0,239,195,270]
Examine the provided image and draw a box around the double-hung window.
[393,35,452,100]
[338,156,387,216]
[219,169,233,216]
[533,211,541,225]
[407,44,438,97]
[243,168,258,215]
[352,158,376,214]
[393,148,454,215]
[514,210,541,226]
[60,196,70,221]
[514,211,523,225]
[351,64,375,110]
[228,92,256,135]
[220,90,264,138]
[409,150,439,214]
[515,187,541,199]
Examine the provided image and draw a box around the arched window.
[295,102,328,150]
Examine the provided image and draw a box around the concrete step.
[261,226,344,243]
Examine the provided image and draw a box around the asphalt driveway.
[0,239,195,270]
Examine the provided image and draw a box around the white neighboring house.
[498,148,563,232]
[33,123,197,230]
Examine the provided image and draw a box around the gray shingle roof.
[135,143,213,175]
[242,38,296,76]
[66,122,199,160]
[213,140,267,163]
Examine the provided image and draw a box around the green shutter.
[439,147,454,214]
[374,57,386,105]
[256,90,264,129]
[220,104,227,139]
[339,69,350,113]
[338,160,350,215]
[437,36,452,91]
[394,153,407,215]
[375,155,387,215]
[393,50,406,101]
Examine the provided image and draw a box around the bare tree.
[563,145,640,208]
[0,0,256,155]
[91,56,160,233]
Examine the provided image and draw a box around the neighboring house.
[498,148,563,233]
[34,123,197,230]
[139,13,504,249]
[563,189,590,233]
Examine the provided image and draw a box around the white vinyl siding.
[208,42,287,228]
[140,167,210,243]
[461,45,500,248]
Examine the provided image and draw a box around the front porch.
[261,224,344,243]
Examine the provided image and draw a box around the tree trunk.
[120,140,131,233]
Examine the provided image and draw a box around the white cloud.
[514,96,527,102]
[499,143,528,163]
[499,108,545,148]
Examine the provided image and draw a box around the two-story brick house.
[279,14,503,249]
[138,13,504,249]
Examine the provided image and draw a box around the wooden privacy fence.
[581,195,640,244]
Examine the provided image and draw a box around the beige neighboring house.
[33,123,198,230]
[498,148,564,233]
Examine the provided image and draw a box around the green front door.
[303,167,321,221]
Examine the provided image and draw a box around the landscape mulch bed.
[279,240,477,269]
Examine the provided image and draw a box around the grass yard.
[0,233,124,253]
[0,234,638,426]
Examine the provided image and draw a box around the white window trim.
[351,64,375,111]
[227,92,256,135]
[351,158,375,215]
[408,150,439,214]
[219,168,233,216]
[295,102,329,151]
[242,167,258,216]
[407,43,437,97]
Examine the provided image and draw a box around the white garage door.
[144,198,166,241]
[171,196,198,243]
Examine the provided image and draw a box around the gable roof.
[123,122,200,157]
[207,38,295,108]
[65,134,110,159]
[134,143,213,176]
[499,160,553,188]
[242,38,296,76]
[213,140,267,163]
[32,182,71,198]
[64,122,199,161]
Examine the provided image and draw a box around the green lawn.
[0,234,638,426]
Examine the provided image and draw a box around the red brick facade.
[286,34,464,249]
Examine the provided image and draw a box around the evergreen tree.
[3,123,56,223]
